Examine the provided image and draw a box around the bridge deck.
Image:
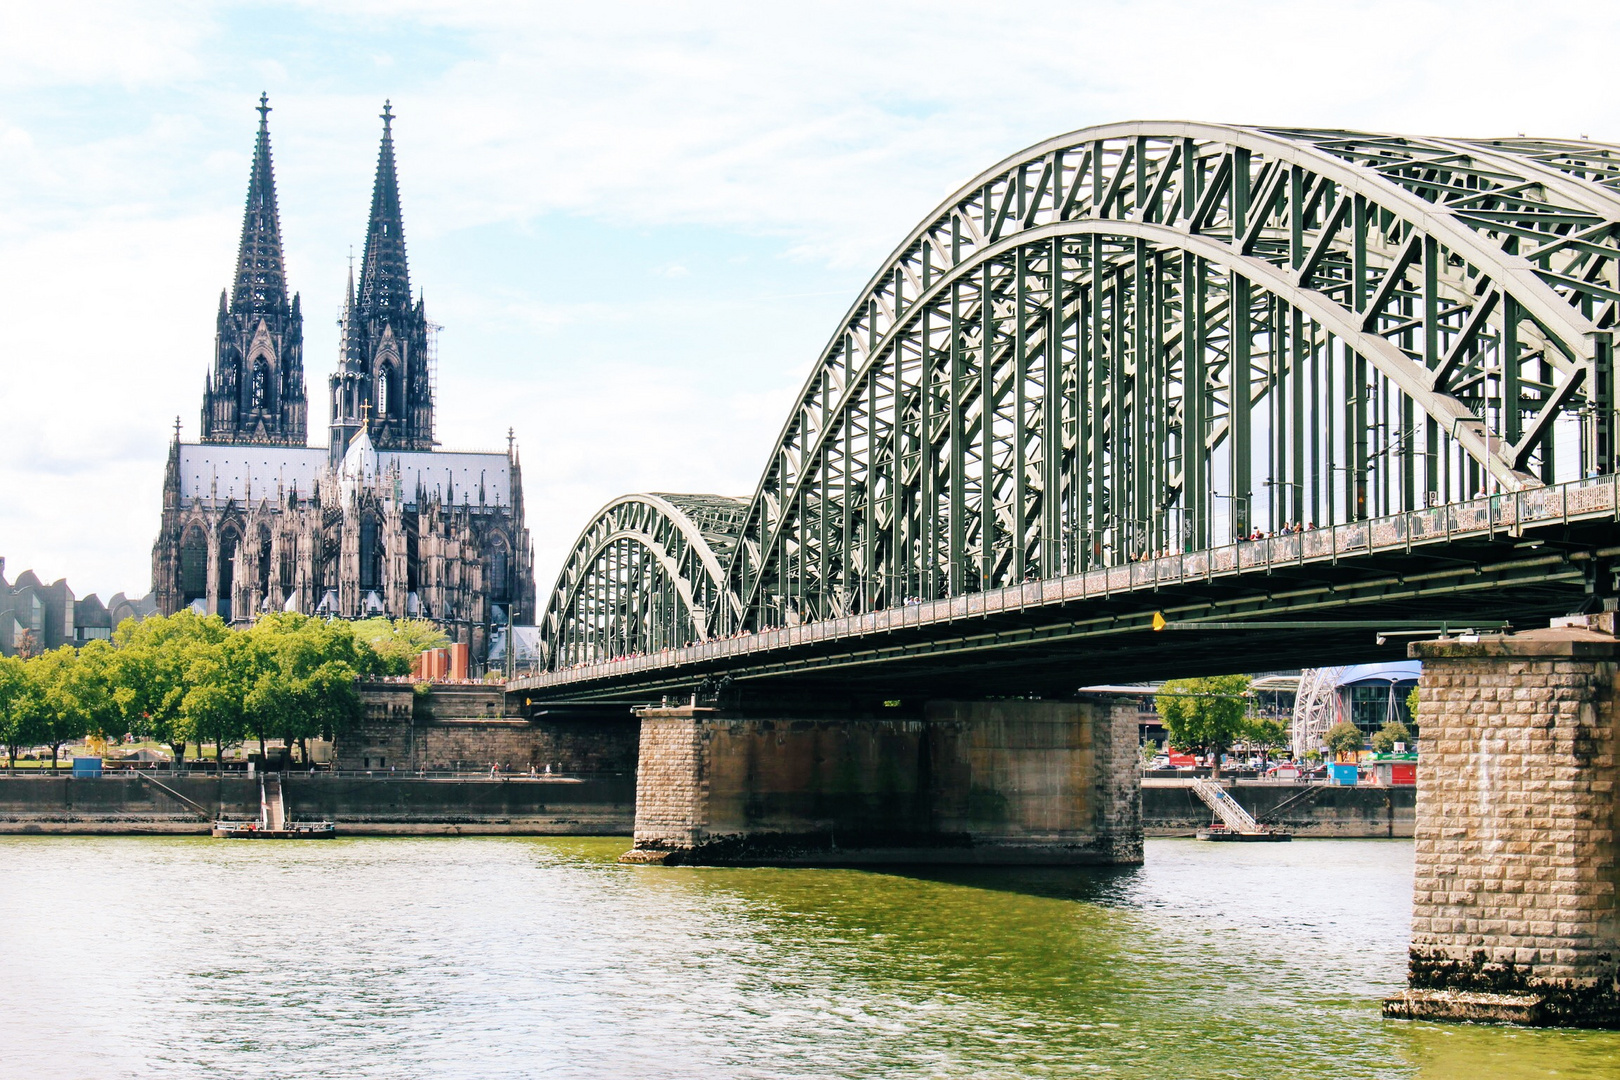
[513,475,1620,702]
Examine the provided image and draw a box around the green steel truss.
[539,122,1620,668]
[542,493,747,666]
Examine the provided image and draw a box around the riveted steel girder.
[539,122,1620,670]
[539,493,746,667]
[719,121,1620,636]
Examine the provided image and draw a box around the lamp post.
[1212,493,1249,541]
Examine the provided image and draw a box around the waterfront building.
[1291,661,1421,756]
[0,557,155,656]
[150,97,534,663]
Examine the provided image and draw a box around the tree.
[1245,717,1290,760]
[180,633,251,768]
[1325,720,1364,760]
[351,617,449,676]
[1372,719,1413,755]
[29,646,89,770]
[0,655,44,769]
[241,614,364,763]
[1155,674,1252,777]
[63,639,124,745]
[1139,737,1160,763]
[113,610,229,767]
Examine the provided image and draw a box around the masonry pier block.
[1384,626,1620,1027]
[622,697,1142,866]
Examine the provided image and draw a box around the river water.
[1,837,1615,1079]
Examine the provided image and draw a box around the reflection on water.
[1,836,1615,1078]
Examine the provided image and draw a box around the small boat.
[1191,778,1292,842]
[213,820,336,839]
[213,773,336,839]
[1196,822,1292,842]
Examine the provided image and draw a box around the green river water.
[0,836,1615,1078]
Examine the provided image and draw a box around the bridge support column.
[1385,624,1620,1027]
[622,697,1142,866]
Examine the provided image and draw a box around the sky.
[5,0,1620,607]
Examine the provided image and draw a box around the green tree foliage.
[0,655,44,768]
[180,632,253,766]
[30,646,95,770]
[1139,738,1160,763]
[1326,720,1364,759]
[112,610,229,767]
[1371,720,1414,755]
[243,614,366,759]
[351,617,449,676]
[1155,674,1252,776]
[4,610,374,769]
[1245,717,1290,758]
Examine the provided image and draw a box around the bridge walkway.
[514,474,1620,701]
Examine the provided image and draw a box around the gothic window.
[218,527,240,621]
[406,529,420,592]
[180,526,208,604]
[378,362,394,417]
[251,359,270,410]
[257,526,273,598]
[489,536,511,604]
[360,516,382,591]
[279,541,295,593]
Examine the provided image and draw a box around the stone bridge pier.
[621,696,1142,866]
[1386,621,1620,1027]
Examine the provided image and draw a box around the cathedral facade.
[152,97,534,664]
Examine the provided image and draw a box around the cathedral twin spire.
[358,102,411,318]
[232,94,288,316]
[201,95,434,453]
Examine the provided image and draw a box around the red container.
[1391,762,1417,786]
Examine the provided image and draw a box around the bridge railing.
[525,473,1620,688]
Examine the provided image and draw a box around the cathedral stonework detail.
[200,95,307,447]
[153,98,534,665]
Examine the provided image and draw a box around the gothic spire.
[340,248,361,360]
[231,93,288,314]
[357,100,411,316]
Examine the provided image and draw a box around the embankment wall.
[0,775,635,835]
[1143,781,1416,837]
[0,773,1411,839]
[342,683,640,774]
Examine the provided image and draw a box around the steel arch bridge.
[531,121,1620,692]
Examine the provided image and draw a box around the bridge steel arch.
[539,121,1620,666]
[720,122,1620,634]
[540,493,747,668]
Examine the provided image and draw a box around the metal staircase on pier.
[261,774,286,831]
[212,772,333,838]
[1190,778,1290,841]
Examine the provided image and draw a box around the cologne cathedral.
[152,97,534,663]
